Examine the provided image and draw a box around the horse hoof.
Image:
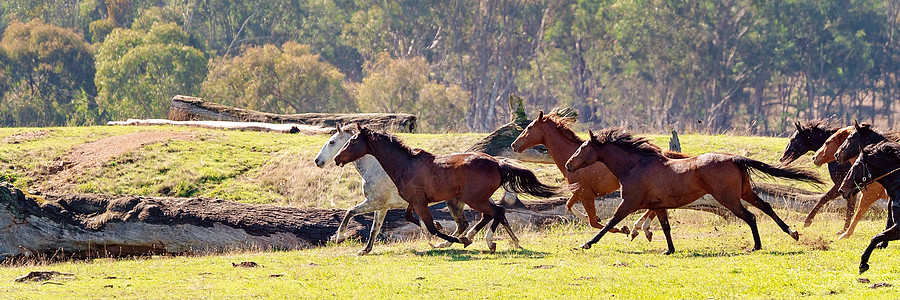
[630,232,639,241]
[434,241,452,248]
[838,233,850,240]
[330,235,347,244]
[790,231,800,241]
[835,229,846,236]
[357,249,371,256]
[488,242,497,254]
[580,243,592,250]
[876,242,888,249]
[803,219,812,228]
[458,237,472,247]
[663,250,673,255]
[620,226,630,235]
[859,263,870,274]
[645,232,653,242]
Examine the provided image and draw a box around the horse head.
[835,120,881,164]
[511,110,545,153]
[811,126,853,166]
[780,120,832,165]
[839,142,900,199]
[334,125,371,167]
[314,123,356,167]
[566,129,600,173]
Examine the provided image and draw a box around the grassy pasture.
[0,126,894,298]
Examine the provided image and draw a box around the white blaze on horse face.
[315,130,353,168]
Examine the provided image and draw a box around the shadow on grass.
[407,248,549,261]
[674,249,805,258]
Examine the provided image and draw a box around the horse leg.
[859,224,900,274]
[412,204,466,246]
[484,206,507,253]
[490,205,522,250]
[358,209,388,255]
[579,193,622,233]
[333,199,384,243]
[877,200,897,249]
[840,190,858,235]
[566,194,591,223]
[581,201,640,249]
[631,210,655,241]
[435,200,469,248]
[840,188,883,239]
[654,209,675,255]
[743,191,799,241]
[465,213,493,243]
[803,183,841,227]
[721,200,762,251]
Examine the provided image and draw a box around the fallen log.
[0,183,564,261]
[107,119,334,135]
[168,95,417,133]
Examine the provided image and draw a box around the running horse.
[810,126,887,239]
[838,141,900,274]
[315,123,470,255]
[333,126,558,251]
[511,111,700,241]
[778,120,855,232]
[565,128,822,253]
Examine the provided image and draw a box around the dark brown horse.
[565,128,822,253]
[834,121,900,164]
[838,141,900,274]
[333,126,558,251]
[778,120,855,232]
[510,111,690,239]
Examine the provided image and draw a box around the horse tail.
[497,160,559,198]
[732,156,823,185]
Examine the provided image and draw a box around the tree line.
[0,0,898,134]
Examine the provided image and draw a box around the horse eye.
[329,141,335,145]
[862,177,867,181]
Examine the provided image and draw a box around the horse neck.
[594,144,645,178]
[364,136,418,184]
[352,154,387,181]
[540,126,584,173]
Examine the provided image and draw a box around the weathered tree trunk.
[107,119,334,134]
[0,183,565,261]
[168,95,417,133]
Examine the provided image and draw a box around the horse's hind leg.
[803,183,841,227]
[435,200,469,248]
[840,187,885,239]
[631,210,655,241]
[720,198,762,251]
[465,213,493,242]
[493,205,522,250]
[333,198,384,243]
[743,190,799,241]
[358,209,388,255]
[654,209,675,255]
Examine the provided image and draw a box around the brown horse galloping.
[510,111,690,238]
[565,128,823,254]
[333,126,558,251]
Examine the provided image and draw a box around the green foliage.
[95,22,207,120]
[0,19,96,127]
[351,53,468,132]
[200,42,352,114]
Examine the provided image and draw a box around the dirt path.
[39,131,194,193]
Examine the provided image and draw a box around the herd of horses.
[314,112,900,274]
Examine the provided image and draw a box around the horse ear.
[538,110,544,120]
[795,121,802,132]
[336,122,343,132]
[854,120,861,130]
[588,129,597,141]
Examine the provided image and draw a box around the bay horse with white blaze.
[333,126,558,251]
[838,141,900,274]
[565,128,823,253]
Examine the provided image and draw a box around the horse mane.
[363,128,428,157]
[592,127,665,158]
[544,113,583,144]
[866,140,900,158]
[799,119,838,132]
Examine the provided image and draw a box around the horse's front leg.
[803,183,841,227]
[333,198,383,243]
[358,209,388,255]
[581,200,640,249]
[860,224,900,274]
[654,209,675,255]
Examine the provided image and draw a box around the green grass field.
[0,126,895,299]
